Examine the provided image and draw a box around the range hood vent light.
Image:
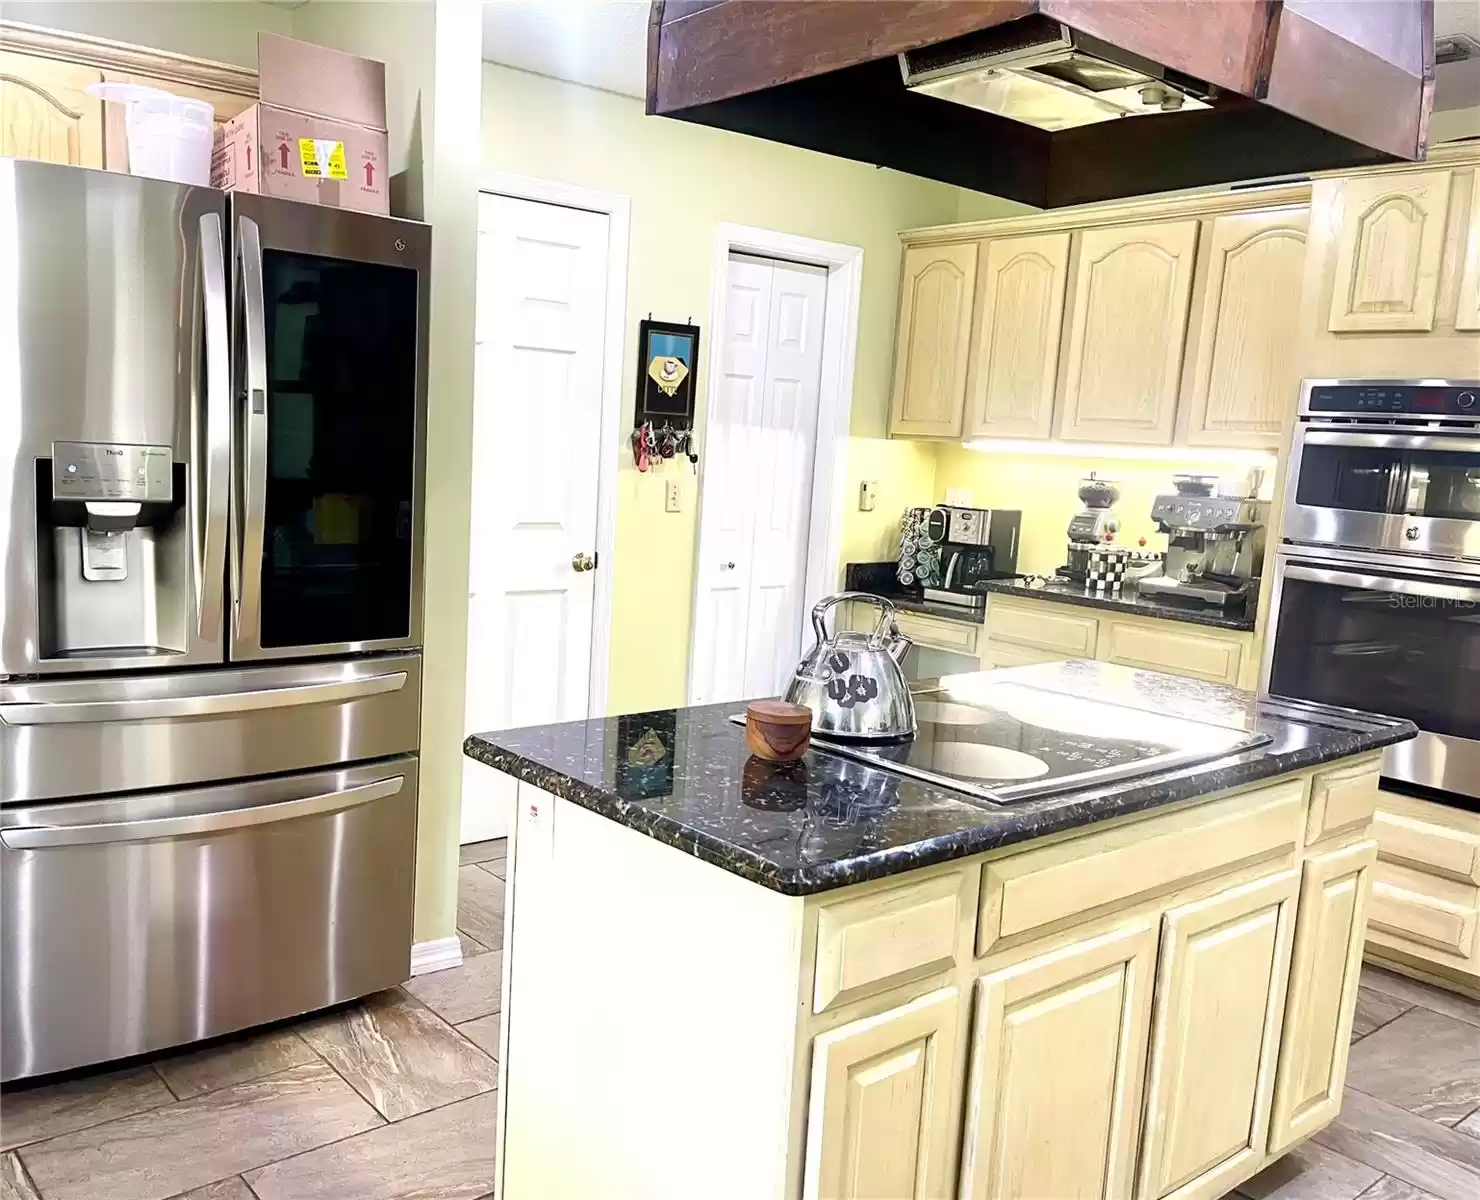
[900,14,1214,131]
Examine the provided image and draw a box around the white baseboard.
[410,935,464,977]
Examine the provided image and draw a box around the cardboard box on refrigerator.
[212,33,390,214]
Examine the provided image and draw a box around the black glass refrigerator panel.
[259,249,418,648]
[1296,444,1480,521]
[1269,576,1480,741]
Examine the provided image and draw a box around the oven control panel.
[1306,382,1480,417]
[51,442,173,503]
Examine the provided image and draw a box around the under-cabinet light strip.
[961,439,1279,467]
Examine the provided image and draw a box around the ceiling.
[479,1,1480,113]
[481,0,648,100]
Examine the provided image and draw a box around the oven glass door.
[1267,561,1480,742]
[1287,430,1480,558]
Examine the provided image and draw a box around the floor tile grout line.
[234,1084,500,1192]
[302,990,497,1125]
[9,1059,363,1168]
[1,1087,180,1157]
[1330,1085,1480,1186]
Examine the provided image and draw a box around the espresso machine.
[1138,476,1269,611]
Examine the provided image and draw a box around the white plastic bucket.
[88,83,214,186]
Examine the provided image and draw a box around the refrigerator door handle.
[198,212,230,643]
[235,213,268,645]
[0,775,405,849]
[0,670,407,726]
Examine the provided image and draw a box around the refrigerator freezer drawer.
[0,653,422,804]
[1,756,417,1081]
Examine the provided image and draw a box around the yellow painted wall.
[934,445,1277,574]
[480,64,1023,714]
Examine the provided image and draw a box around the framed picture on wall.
[635,319,700,426]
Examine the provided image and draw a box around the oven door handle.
[1283,563,1480,604]
[0,776,404,850]
[1300,428,1480,454]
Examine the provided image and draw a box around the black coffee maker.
[920,506,1022,607]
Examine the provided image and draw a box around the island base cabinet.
[1267,839,1378,1155]
[1135,871,1299,1200]
[802,987,962,1200]
[960,921,1158,1200]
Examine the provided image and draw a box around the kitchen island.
[465,662,1415,1200]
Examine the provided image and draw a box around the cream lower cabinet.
[961,921,1158,1200]
[1364,790,1480,996]
[803,987,962,1200]
[1137,871,1299,1200]
[1268,839,1377,1154]
[982,595,1254,688]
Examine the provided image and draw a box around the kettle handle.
[811,592,900,651]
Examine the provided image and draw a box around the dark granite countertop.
[464,662,1414,896]
[841,561,1256,631]
[978,577,1260,632]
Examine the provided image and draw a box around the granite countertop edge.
[463,719,1415,897]
[977,579,1259,632]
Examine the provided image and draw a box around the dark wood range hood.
[646,0,1436,208]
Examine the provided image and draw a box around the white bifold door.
[462,194,612,841]
[689,253,828,706]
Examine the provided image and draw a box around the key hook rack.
[632,316,700,473]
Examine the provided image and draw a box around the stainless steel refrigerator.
[0,159,430,1081]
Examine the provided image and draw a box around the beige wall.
[3,0,292,65]
[479,63,1024,715]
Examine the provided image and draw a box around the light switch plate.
[859,480,877,512]
[665,479,682,513]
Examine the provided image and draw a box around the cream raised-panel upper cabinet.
[1326,169,1452,332]
[0,51,103,168]
[961,920,1159,1200]
[802,986,962,1200]
[1456,171,1480,333]
[888,243,978,438]
[1268,838,1378,1155]
[966,232,1070,439]
[1137,870,1300,1200]
[1182,208,1309,448]
[1058,220,1199,445]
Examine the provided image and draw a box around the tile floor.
[3,837,1476,1200]
[0,840,508,1200]
[1229,966,1480,1200]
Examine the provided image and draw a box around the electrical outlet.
[859,480,877,512]
[665,479,682,513]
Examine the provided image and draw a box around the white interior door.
[462,193,611,843]
[689,253,828,706]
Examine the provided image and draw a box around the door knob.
[722,561,736,570]
[572,552,595,572]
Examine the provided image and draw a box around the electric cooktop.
[751,677,1271,805]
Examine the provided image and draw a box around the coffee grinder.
[1056,473,1121,584]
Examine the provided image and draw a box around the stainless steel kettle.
[784,593,916,740]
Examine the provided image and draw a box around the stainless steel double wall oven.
[0,160,431,1080]
[1262,380,1480,803]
